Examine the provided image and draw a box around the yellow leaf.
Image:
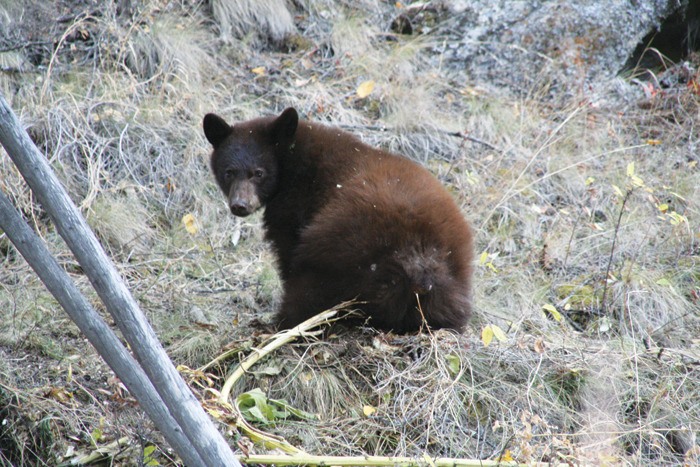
[251,66,265,76]
[585,176,595,186]
[459,86,482,97]
[630,174,644,188]
[491,324,507,341]
[542,304,562,322]
[645,139,661,145]
[356,80,375,98]
[668,211,687,226]
[182,213,198,235]
[481,325,494,346]
[479,251,489,265]
[478,251,498,272]
[205,407,226,420]
[362,405,377,417]
[612,184,624,197]
[497,449,514,462]
[626,162,635,177]
[657,203,669,213]
[46,386,73,403]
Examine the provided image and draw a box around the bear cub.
[203,108,473,333]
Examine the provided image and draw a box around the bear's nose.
[229,200,251,216]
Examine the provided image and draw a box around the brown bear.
[203,107,473,333]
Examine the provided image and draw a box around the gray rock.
[437,0,687,99]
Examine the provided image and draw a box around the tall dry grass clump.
[209,0,295,44]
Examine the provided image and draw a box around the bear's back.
[298,151,470,266]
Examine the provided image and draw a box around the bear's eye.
[224,168,236,179]
[254,169,264,178]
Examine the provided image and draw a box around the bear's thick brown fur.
[204,108,473,332]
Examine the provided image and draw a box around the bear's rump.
[288,175,471,330]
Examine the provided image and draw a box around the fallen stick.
[236,453,524,466]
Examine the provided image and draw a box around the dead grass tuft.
[91,190,152,242]
[210,0,295,44]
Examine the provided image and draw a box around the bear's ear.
[203,113,232,148]
[272,107,299,141]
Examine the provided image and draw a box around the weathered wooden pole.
[0,95,240,466]
[0,189,205,466]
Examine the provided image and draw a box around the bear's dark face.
[203,108,298,217]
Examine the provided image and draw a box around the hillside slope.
[0,1,698,465]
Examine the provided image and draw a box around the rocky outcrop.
[436,0,694,98]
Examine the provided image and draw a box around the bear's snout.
[227,180,260,217]
[229,199,253,217]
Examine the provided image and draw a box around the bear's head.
[203,107,299,217]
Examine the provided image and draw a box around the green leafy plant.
[236,388,316,425]
[143,445,160,466]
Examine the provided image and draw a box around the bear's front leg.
[276,271,351,330]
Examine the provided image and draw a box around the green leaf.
[143,445,160,466]
[236,388,316,424]
[446,354,461,375]
[271,398,316,421]
[90,428,103,446]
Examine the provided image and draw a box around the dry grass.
[0,1,699,465]
[210,0,295,44]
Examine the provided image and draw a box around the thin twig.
[339,124,502,152]
[444,130,502,152]
[601,189,633,317]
